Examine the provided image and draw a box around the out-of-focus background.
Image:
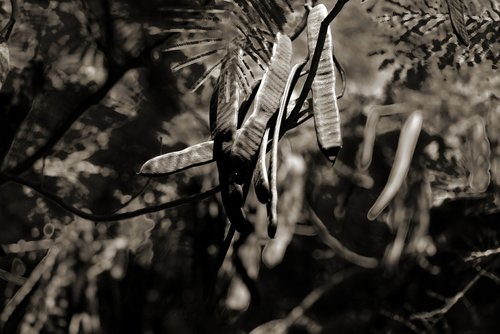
[0,0,499,333]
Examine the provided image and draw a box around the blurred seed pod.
[0,38,9,90]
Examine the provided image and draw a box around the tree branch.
[306,202,379,269]
[410,274,481,323]
[1,32,175,184]
[0,172,220,222]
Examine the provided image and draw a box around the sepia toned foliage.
[0,0,499,333]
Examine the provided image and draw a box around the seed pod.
[357,103,412,171]
[367,111,423,221]
[0,38,10,90]
[139,141,214,176]
[253,130,271,203]
[307,4,342,162]
[231,33,292,184]
[466,116,491,192]
[211,81,252,234]
[268,62,304,238]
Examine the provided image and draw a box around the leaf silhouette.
[446,0,470,45]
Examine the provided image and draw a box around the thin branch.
[1,33,176,184]
[306,202,379,269]
[0,172,220,222]
[285,268,359,324]
[465,246,500,262]
[380,310,420,333]
[250,268,360,333]
[1,248,58,325]
[111,177,151,214]
[410,274,481,322]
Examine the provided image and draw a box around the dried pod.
[139,141,214,176]
[268,62,304,238]
[231,33,292,184]
[0,38,10,90]
[307,4,342,162]
[253,130,271,203]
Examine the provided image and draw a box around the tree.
[0,0,499,333]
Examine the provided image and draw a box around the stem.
[0,172,220,222]
[288,0,350,118]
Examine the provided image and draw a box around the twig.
[410,274,481,322]
[286,268,359,324]
[1,248,59,325]
[1,33,176,184]
[380,310,420,333]
[306,202,379,269]
[1,172,220,222]
[465,246,500,262]
[111,177,151,214]
[250,268,360,333]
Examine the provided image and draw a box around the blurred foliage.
[0,0,499,333]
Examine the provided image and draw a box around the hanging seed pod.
[0,38,9,90]
[253,130,271,203]
[139,141,214,176]
[307,4,342,162]
[231,33,292,184]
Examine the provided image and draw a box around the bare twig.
[380,310,420,333]
[465,246,500,262]
[306,202,379,268]
[250,268,359,333]
[411,274,481,322]
[0,172,220,222]
[1,248,59,325]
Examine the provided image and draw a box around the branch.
[0,172,220,222]
[306,202,379,269]
[1,32,175,184]
[465,246,500,262]
[410,274,481,323]
[250,268,359,334]
[0,0,18,41]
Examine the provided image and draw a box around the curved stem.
[0,172,220,222]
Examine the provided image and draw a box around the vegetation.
[0,0,498,333]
